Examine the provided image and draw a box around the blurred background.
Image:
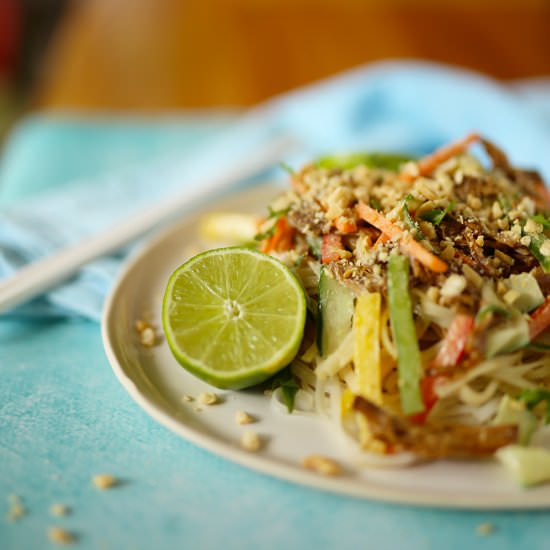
[1,0,549,139]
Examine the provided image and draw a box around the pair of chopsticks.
[0,134,297,314]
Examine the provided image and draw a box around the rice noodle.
[315,332,354,379]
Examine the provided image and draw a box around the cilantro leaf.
[402,195,426,241]
[271,367,300,413]
[419,201,455,226]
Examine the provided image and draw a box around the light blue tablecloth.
[2,64,550,549]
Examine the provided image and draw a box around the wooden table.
[35,0,550,109]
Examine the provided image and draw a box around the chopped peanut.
[302,455,341,476]
[235,411,254,425]
[240,430,261,452]
[92,474,118,490]
[197,392,219,406]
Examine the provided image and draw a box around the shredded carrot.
[356,201,448,273]
[260,217,295,253]
[334,216,357,234]
[356,202,401,239]
[400,133,481,182]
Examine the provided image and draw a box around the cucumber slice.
[485,314,530,358]
[317,267,355,357]
[504,273,544,313]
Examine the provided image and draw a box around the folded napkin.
[1,61,550,321]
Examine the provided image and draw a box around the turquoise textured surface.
[2,319,549,550]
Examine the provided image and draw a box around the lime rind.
[162,247,307,389]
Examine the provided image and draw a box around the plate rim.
[102,183,550,509]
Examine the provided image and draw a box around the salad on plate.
[163,133,550,486]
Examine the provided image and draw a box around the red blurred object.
[0,0,21,76]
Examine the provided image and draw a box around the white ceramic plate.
[102,182,550,509]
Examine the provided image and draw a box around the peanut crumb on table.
[50,503,70,517]
[302,455,341,476]
[48,526,76,545]
[181,394,194,402]
[476,523,495,536]
[92,474,118,490]
[6,494,26,521]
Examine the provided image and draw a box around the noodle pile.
[258,135,550,461]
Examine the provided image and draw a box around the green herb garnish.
[271,367,300,413]
[419,201,455,226]
[279,161,296,176]
[268,206,290,219]
[369,197,382,211]
[402,195,426,241]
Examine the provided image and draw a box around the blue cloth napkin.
[1,60,550,321]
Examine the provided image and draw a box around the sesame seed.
[181,394,194,402]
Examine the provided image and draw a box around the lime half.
[162,247,307,389]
